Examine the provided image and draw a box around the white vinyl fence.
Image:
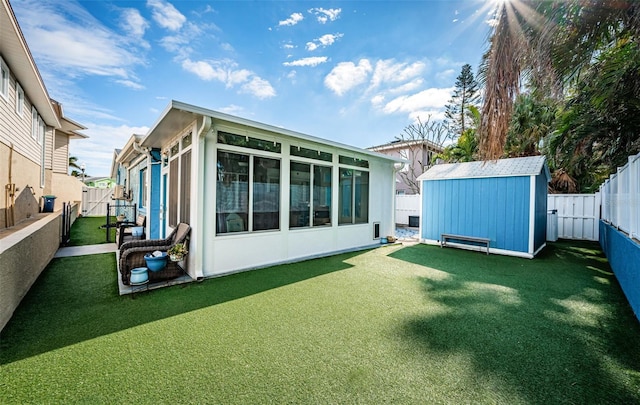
[81,187,114,217]
[396,194,421,226]
[547,194,600,241]
[600,152,640,241]
[396,192,602,241]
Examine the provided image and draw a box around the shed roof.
[418,156,550,182]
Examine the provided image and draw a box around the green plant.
[168,243,188,257]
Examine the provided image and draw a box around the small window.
[15,83,24,116]
[290,145,332,162]
[170,142,180,157]
[339,155,369,168]
[181,131,192,149]
[0,57,9,101]
[31,107,38,140]
[218,131,281,153]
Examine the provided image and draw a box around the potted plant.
[168,243,188,262]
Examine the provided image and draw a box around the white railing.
[600,152,640,242]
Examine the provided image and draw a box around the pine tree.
[444,64,479,138]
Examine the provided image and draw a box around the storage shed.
[418,156,551,258]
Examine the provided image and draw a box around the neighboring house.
[83,176,115,188]
[114,100,403,281]
[0,0,86,229]
[418,156,551,258]
[368,139,442,195]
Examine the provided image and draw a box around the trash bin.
[546,209,558,241]
[43,195,56,213]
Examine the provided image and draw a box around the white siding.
[53,132,69,173]
[0,69,41,164]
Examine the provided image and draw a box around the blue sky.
[12,0,497,176]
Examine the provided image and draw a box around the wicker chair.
[116,214,146,248]
[119,223,191,285]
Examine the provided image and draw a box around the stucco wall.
[0,212,60,332]
[49,172,83,212]
[1,142,44,228]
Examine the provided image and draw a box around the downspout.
[194,116,212,280]
[5,143,15,227]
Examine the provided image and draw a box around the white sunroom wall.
[201,123,396,278]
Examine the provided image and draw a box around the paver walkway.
[54,243,118,258]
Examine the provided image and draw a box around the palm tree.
[478,0,640,160]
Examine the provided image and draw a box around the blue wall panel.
[534,173,548,251]
[422,176,531,253]
[600,221,640,322]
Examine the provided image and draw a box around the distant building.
[82,176,115,188]
[368,139,442,195]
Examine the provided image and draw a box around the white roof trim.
[418,156,550,182]
[141,100,404,164]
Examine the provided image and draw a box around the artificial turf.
[1,241,639,404]
[67,216,116,246]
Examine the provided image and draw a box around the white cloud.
[115,79,145,90]
[241,77,276,99]
[435,69,456,83]
[370,59,426,90]
[309,8,342,24]
[388,78,425,94]
[307,33,343,51]
[382,87,453,115]
[219,104,245,115]
[486,18,499,27]
[283,57,328,67]
[70,123,150,176]
[120,8,149,37]
[279,12,304,26]
[324,59,373,96]
[283,43,295,49]
[147,0,186,31]
[182,59,275,98]
[12,1,145,81]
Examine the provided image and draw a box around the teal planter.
[130,267,148,284]
[144,253,167,272]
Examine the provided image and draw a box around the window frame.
[15,82,24,116]
[289,160,332,229]
[216,147,282,235]
[338,167,370,225]
[0,57,9,101]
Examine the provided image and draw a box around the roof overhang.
[1,1,59,127]
[141,100,404,164]
[115,134,145,167]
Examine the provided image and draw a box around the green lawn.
[68,216,116,246]
[1,241,639,404]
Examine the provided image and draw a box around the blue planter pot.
[144,253,168,272]
[130,267,148,284]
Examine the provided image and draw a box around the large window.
[253,156,280,231]
[216,151,280,234]
[289,162,332,228]
[180,149,192,223]
[339,168,369,224]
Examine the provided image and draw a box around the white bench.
[441,233,490,255]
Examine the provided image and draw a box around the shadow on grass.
[0,250,358,365]
[389,241,640,404]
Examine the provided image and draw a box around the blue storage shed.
[418,156,551,258]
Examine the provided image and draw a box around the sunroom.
[133,101,402,281]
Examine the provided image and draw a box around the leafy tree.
[478,0,640,192]
[505,94,557,158]
[437,105,480,163]
[444,64,480,138]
